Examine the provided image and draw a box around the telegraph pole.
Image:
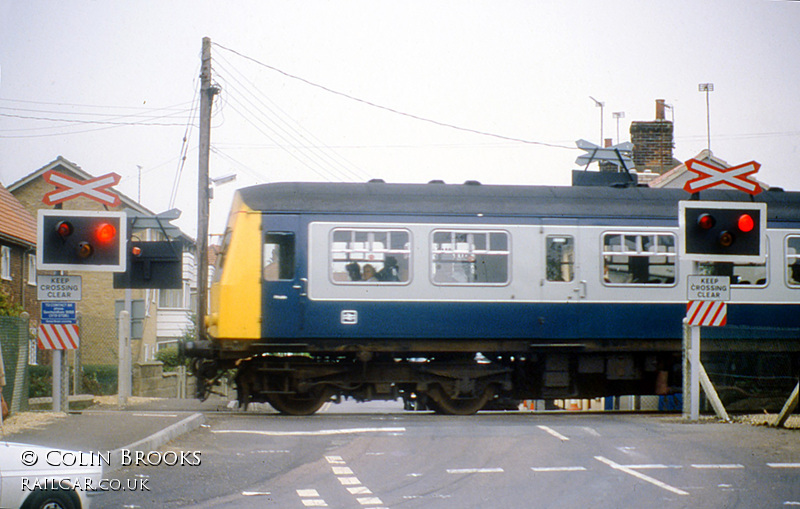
[197,37,217,341]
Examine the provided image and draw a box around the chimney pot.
[656,99,666,120]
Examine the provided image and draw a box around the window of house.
[330,229,410,284]
[27,253,36,286]
[264,233,296,281]
[546,236,575,282]
[786,236,800,287]
[0,246,10,281]
[431,230,509,285]
[159,282,189,309]
[602,232,676,285]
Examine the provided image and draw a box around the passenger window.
[602,233,675,285]
[546,236,574,282]
[786,236,800,287]
[431,230,509,285]
[263,233,295,281]
[330,229,410,284]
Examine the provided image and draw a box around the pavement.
[0,395,232,471]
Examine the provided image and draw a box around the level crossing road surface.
[99,400,799,508]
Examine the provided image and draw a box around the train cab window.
[546,236,575,282]
[213,229,232,283]
[786,236,800,287]
[330,229,410,284]
[602,232,676,285]
[431,230,509,285]
[263,233,295,281]
[697,238,768,287]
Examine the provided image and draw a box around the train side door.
[262,215,304,338]
[539,225,583,337]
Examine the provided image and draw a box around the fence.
[0,314,31,413]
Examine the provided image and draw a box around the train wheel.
[427,383,495,416]
[266,386,332,416]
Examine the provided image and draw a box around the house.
[648,149,770,191]
[0,183,37,316]
[7,156,197,367]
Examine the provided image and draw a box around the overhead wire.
[169,69,202,209]
[212,42,578,151]
[211,58,363,182]
[212,58,359,181]
[0,100,195,137]
[213,53,370,182]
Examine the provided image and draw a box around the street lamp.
[698,83,714,152]
[612,111,625,145]
[590,96,605,145]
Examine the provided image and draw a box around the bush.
[28,365,52,398]
[82,365,118,395]
[28,364,118,398]
[155,346,185,372]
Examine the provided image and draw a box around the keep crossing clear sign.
[687,275,730,302]
[37,275,82,301]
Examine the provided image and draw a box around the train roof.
[237,181,800,223]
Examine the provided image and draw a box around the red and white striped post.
[684,276,730,421]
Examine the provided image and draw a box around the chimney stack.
[630,99,675,175]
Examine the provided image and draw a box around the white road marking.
[537,425,570,441]
[783,502,800,506]
[297,489,328,507]
[325,455,345,464]
[212,427,406,436]
[347,486,373,495]
[241,491,271,496]
[446,468,504,474]
[768,463,800,468]
[297,489,321,498]
[356,496,384,505]
[531,466,587,472]
[338,477,362,486]
[332,466,354,475]
[582,426,601,437]
[132,413,179,418]
[691,464,744,469]
[595,456,689,496]
[623,464,682,470]
[301,500,328,507]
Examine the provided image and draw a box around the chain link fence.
[0,315,30,413]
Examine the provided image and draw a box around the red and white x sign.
[683,158,762,195]
[42,170,122,207]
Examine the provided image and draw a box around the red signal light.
[95,222,117,244]
[697,213,715,230]
[737,213,755,233]
[55,221,73,238]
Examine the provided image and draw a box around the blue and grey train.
[185,181,800,415]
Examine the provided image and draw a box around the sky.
[1,0,799,238]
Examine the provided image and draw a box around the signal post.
[678,158,766,421]
[36,170,182,410]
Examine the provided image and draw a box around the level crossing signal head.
[679,201,766,263]
[37,210,127,272]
